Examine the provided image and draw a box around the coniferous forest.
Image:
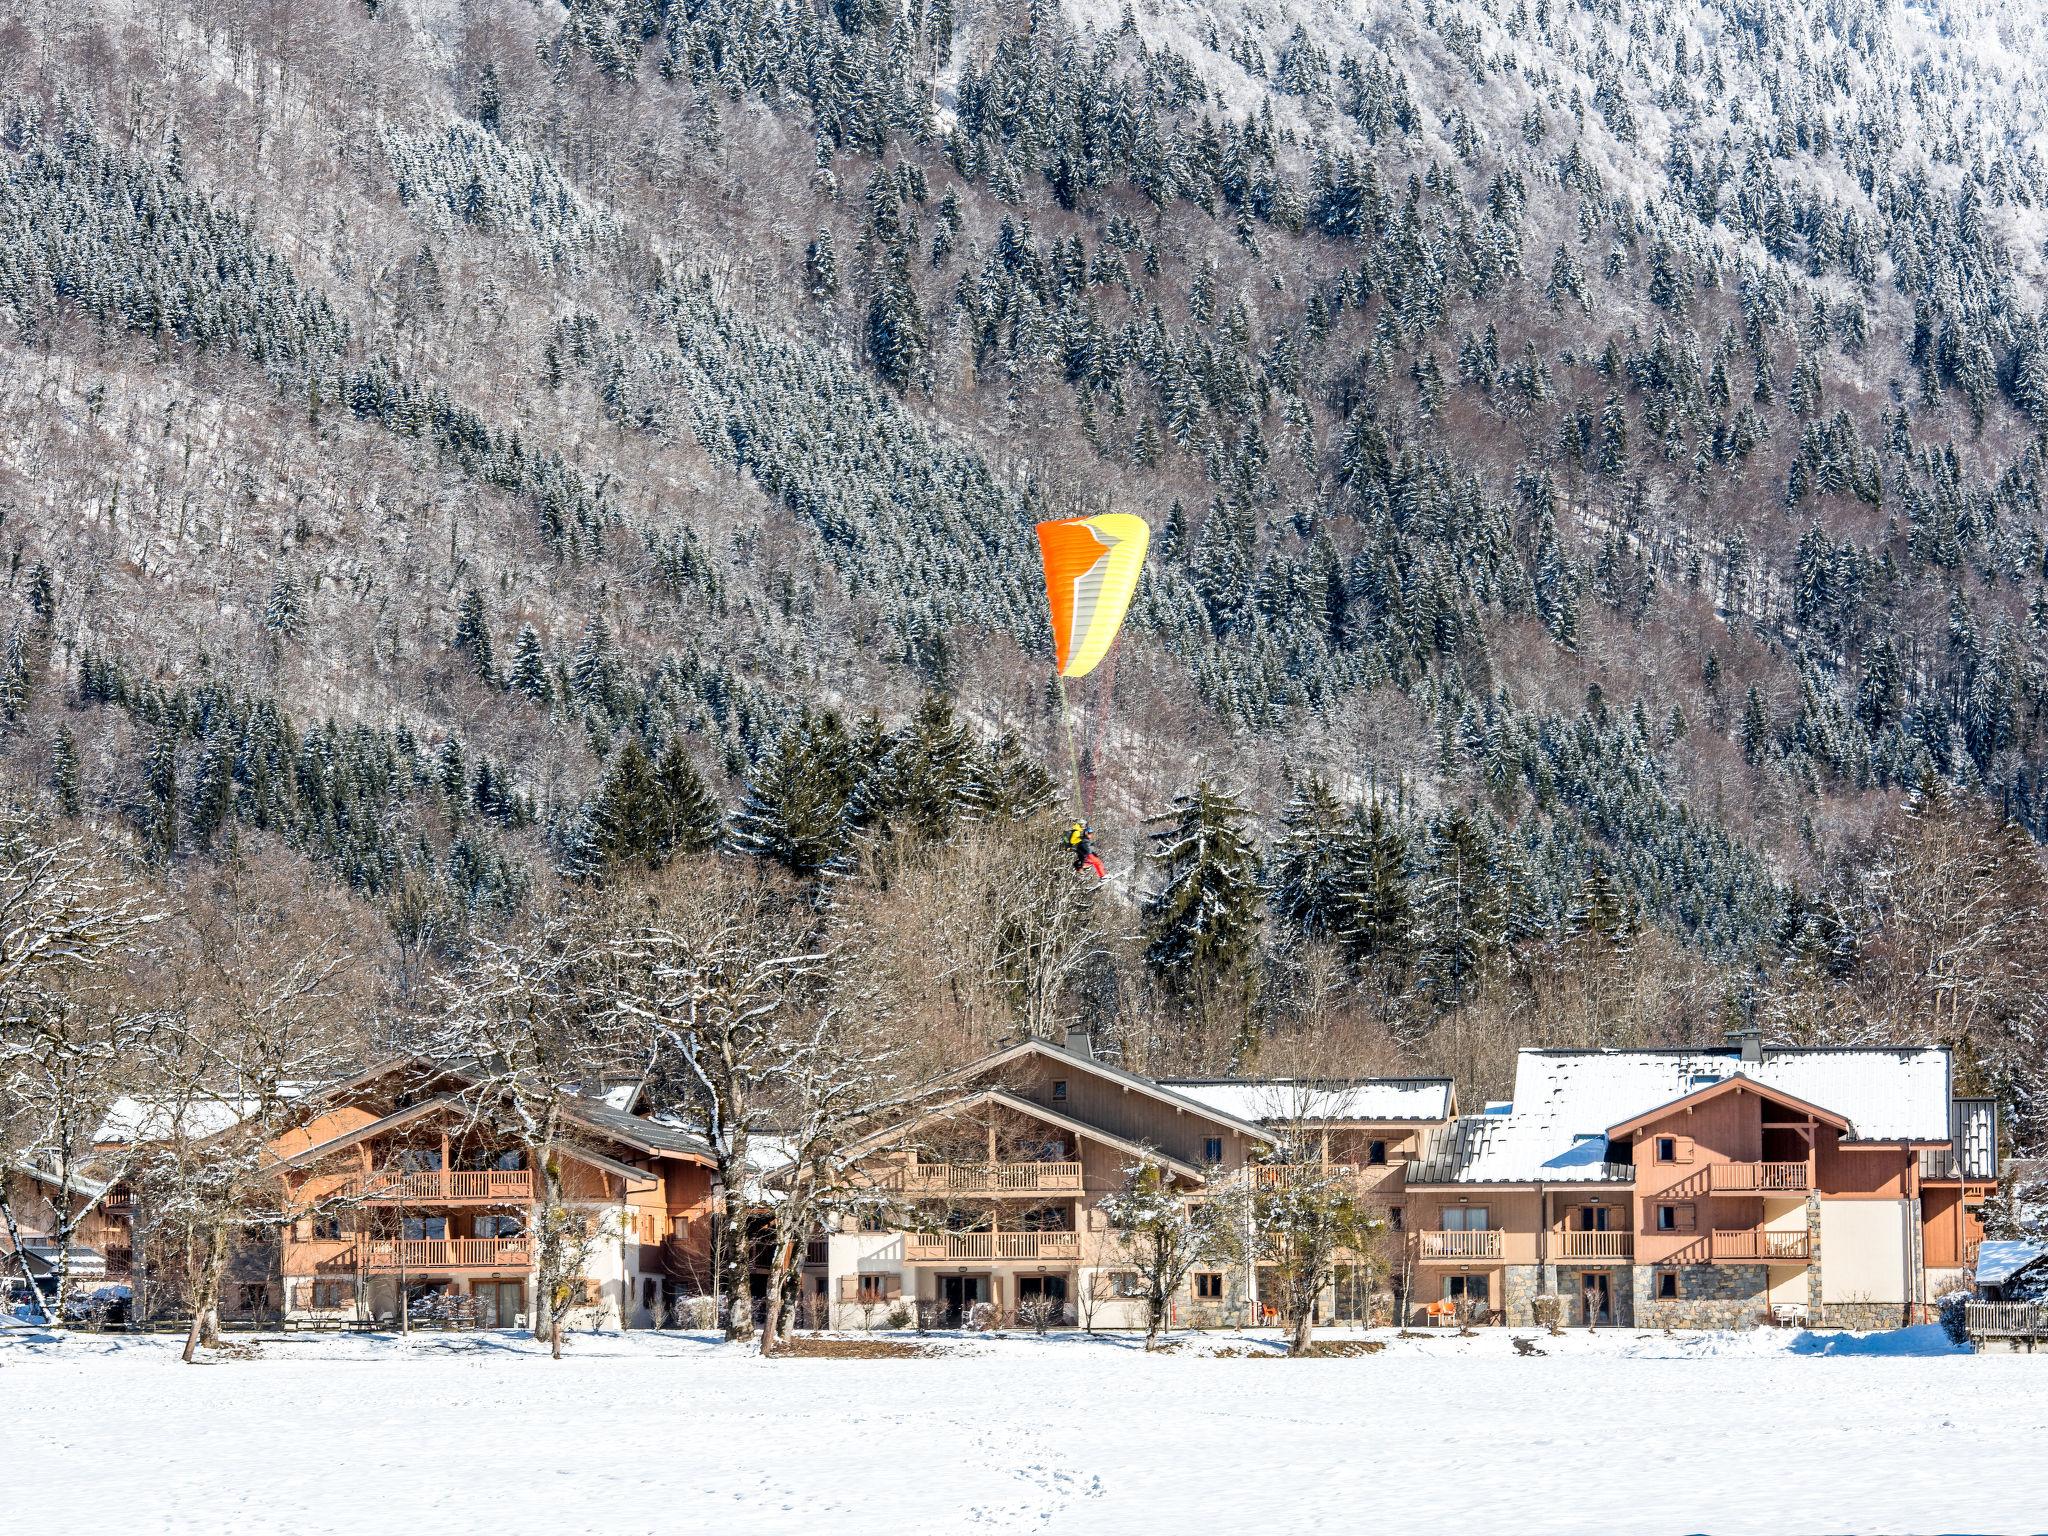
[2,0,2047,1156]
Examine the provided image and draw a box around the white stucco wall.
[1819,1199,1912,1305]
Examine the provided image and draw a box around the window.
[858,1207,890,1233]
[1655,1137,1677,1163]
[1051,1080,1068,1102]
[1367,1140,1388,1166]
[309,1215,344,1241]
[1203,1137,1224,1164]
[1655,1270,1680,1300]
[1441,1205,1490,1231]
[1193,1272,1224,1300]
[856,1274,894,1304]
[641,1279,657,1312]
[311,1279,354,1309]
[401,1216,448,1241]
[1109,1271,1146,1298]
[474,1214,524,1239]
[1573,1206,1612,1232]
[1388,1205,1405,1231]
[1655,1203,1696,1233]
[1443,1274,1490,1304]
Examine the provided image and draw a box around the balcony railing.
[885,1162,1083,1197]
[1707,1161,1809,1193]
[1252,1162,1401,1191]
[902,1230,1081,1262]
[353,1170,535,1204]
[1418,1229,1503,1260]
[1554,1230,1633,1261]
[1709,1228,1811,1262]
[358,1238,532,1271]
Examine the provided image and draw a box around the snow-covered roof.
[93,1094,281,1145]
[1159,1079,1453,1124]
[1976,1241,2048,1287]
[1411,1047,1953,1186]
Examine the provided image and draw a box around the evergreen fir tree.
[730,711,858,879]
[1268,775,1351,941]
[653,737,724,856]
[510,624,552,706]
[49,726,81,817]
[1143,780,1264,994]
[1414,809,1502,1008]
[453,586,496,682]
[589,738,672,869]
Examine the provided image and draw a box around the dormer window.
[1656,1137,1678,1163]
[1051,1080,1068,1102]
[1203,1137,1223,1164]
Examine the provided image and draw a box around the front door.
[938,1274,988,1325]
[1581,1272,1612,1326]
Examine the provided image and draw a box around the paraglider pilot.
[1068,822,1105,879]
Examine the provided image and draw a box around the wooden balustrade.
[1417,1229,1503,1260]
[1965,1302,2048,1338]
[1251,1163,1398,1190]
[1707,1161,1809,1193]
[358,1237,532,1271]
[902,1230,1081,1262]
[1709,1228,1811,1261]
[1554,1230,1633,1261]
[354,1169,535,1204]
[887,1163,1083,1196]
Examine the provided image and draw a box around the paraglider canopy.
[1035,513,1150,679]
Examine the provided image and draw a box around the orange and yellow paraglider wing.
[1034,513,1150,678]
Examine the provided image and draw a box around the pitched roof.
[1159,1078,1454,1124]
[1409,1046,1952,1186]
[1976,1240,2048,1288]
[964,1039,1271,1143]
[837,1087,1209,1184]
[1603,1075,1852,1139]
[559,1094,713,1160]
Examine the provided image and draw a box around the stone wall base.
[1632,1263,1768,1329]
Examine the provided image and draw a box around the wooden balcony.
[902,1230,1081,1262]
[353,1170,535,1205]
[885,1162,1083,1197]
[1554,1230,1633,1262]
[358,1238,532,1271]
[1709,1228,1811,1262]
[1252,1162,1401,1192]
[1417,1229,1503,1261]
[1707,1161,1809,1194]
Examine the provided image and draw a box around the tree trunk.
[759,1236,798,1356]
[182,1225,228,1363]
[1288,1301,1315,1355]
[0,1191,51,1324]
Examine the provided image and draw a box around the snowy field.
[5,1323,2046,1534]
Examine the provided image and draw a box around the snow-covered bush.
[965,1301,997,1332]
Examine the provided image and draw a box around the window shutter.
[884,1275,902,1300]
[839,1276,856,1301]
[1675,1203,1696,1233]
[1675,1137,1696,1164]
[291,1282,311,1309]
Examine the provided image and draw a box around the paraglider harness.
[1068,822,1105,879]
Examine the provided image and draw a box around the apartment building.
[805,1030,1997,1334]
[808,1029,1272,1329]
[1398,1037,1998,1328]
[269,1058,716,1329]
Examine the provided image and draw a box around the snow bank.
[3,1326,2041,1532]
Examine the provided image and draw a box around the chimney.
[1726,1024,1763,1066]
[1063,1025,1094,1061]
